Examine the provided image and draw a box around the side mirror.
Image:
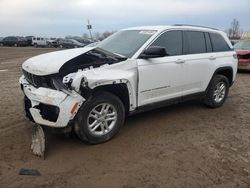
[140,46,167,59]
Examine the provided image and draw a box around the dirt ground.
[0,47,250,188]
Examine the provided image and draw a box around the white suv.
[32,37,49,47]
[20,25,238,144]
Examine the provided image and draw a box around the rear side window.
[209,33,231,52]
[151,31,182,56]
[184,31,206,54]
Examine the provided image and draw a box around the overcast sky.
[0,0,249,37]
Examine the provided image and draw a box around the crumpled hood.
[22,47,93,76]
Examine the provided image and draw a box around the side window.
[185,31,206,54]
[204,32,212,52]
[151,31,182,56]
[209,33,231,52]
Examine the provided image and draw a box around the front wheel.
[204,75,229,108]
[74,92,125,144]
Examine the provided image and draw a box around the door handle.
[175,59,185,64]
[209,56,216,60]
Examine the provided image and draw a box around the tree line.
[225,18,250,39]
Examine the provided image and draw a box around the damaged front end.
[20,75,84,128]
[20,47,126,128]
[20,47,128,157]
[20,75,85,158]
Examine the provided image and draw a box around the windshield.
[234,40,250,50]
[97,30,156,58]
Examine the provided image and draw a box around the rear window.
[185,31,206,54]
[209,33,231,52]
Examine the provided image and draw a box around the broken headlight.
[51,77,72,95]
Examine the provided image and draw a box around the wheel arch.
[80,80,134,115]
[209,66,234,88]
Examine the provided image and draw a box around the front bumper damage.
[20,75,85,158]
[20,75,85,128]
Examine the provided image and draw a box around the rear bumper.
[20,75,85,128]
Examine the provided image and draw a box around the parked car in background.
[2,36,28,47]
[69,39,85,47]
[0,37,3,46]
[74,38,93,45]
[32,37,48,47]
[46,39,59,48]
[25,36,34,46]
[46,38,56,47]
[86,41,99,47]
[56,38,85,48]
[234,40,250,71]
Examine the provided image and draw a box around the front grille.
[23,69,55,89]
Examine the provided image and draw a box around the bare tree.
[226,19,241,39]
[102,31,116,40]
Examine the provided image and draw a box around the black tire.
[74,91,125,144]
[204,74,229,108]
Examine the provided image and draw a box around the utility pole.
[87,19,93,41]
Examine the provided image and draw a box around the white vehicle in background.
[32,37,49,47]
[20,25,237,151]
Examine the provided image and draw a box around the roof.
[123,25,221,33]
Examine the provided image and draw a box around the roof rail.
[173,24,219,31]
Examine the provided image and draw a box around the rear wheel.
[204,75,229,108]
[74,92,125,144]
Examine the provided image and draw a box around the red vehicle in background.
[234,40,250,71]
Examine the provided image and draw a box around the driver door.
[137,30,186,106]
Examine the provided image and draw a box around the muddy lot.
[0,47,250,188]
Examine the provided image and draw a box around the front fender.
[69,68,138,111]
